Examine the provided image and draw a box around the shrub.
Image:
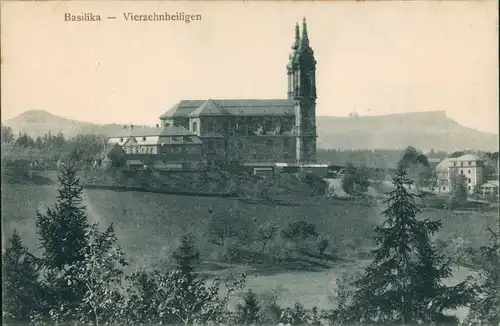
[341,163,370,196]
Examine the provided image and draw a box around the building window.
[460,169,463,174]
[468,178,471,183]
[192,122,198,133]
[460,162,463,167]
[142,136,146,141]
[468,169,471,174]
[120,138,123,142]
[165,123,170,127]
[468,186,471,191]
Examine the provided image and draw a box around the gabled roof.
[100,143,125,158]
[123,137,138,146]
[161,99,296,119]
[188,99,227,117]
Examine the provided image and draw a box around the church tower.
[287,18,317,163]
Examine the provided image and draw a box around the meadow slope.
[2,184,496,267]
[2,183,496,321]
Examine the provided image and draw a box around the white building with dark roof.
[436,154,486,193]
[107,125,204,170]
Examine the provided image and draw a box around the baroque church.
[108,19,318,170]
[159,18,317,166]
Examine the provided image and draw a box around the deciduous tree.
[464,227,500,325]
[341,163,370,195]
[450,173,468,208]
[257,221,278,256]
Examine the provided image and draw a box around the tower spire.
[292,22,300,50]
[301,17,309,47]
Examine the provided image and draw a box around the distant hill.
[3,110,498,151]
[2,110,147,138]
[317,111,498,151]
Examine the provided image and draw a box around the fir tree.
[172,232,200,280]
[335,165,473,324]
[235,289,261,324]
[36,163,89,269]
[2,230,43,323]
[35,163,90,320]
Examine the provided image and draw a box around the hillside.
[3,109,498,151]
[317,111,498,151]
[2,110,135,138]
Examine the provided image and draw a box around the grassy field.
[1,183,496,321]
[2,183,497,261]
[1,184,380,266]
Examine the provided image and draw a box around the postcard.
[1,1,498,325]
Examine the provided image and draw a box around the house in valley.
[435,154,486,193]
[480,180,499,197]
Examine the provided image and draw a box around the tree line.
[1,125,107,169]
[3,163,499,325]
[317,148,448,168]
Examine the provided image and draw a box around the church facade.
[159,18,318,167]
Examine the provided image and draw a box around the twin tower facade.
[159,19,317,165]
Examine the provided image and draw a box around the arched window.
[192,121,198,133]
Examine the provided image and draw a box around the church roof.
[108,125,195,138]
[188,99,227,117]
[160,100,206,119]
[161,99,296,119]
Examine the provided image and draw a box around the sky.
[1,1,498,133]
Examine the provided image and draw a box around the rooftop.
[450,154,484,162]
[161,99,296,119]
[108,125,196,138]
[481,180,499,187]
